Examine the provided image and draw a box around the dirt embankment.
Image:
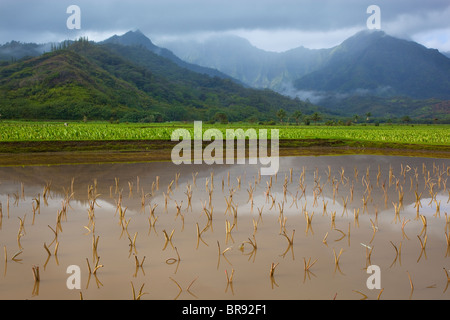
[0,138,448,166]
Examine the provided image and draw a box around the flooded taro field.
[0,154,449,300]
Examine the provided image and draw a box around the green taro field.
[0,121,448,147]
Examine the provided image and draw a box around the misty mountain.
[293,31,450,100]
[1,29,448,121]
[443,51,450,59]
[0,41,50,61]
[102,30,236,81]
[0,37,321,122]
[163,30,450,102]
[162,34,331,94]
[0,31,235,82]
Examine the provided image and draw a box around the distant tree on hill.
[402,115,411,124]
[277,108,287,124]
[311,112,322,125]
[154,112,164,123]
[292,110,303,125]
[303,116,311,126]
[214,112,228,124]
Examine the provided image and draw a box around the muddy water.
[0,155,449,300]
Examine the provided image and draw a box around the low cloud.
[280,84,395,105]
[231,27,364,52]
[0,0,449,52]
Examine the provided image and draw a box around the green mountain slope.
[294,31,450,100]
[0,38,322,122]
[164,31,450,120]
[0,46,157,120]
[165,31,450,101]
[102,30,236,81]
[318,94,450,122]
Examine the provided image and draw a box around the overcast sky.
[1,0,449,52]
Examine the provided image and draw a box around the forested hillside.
[0,38,322,122]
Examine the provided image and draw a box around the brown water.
[0,155,449,300]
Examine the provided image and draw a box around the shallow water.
[0,155,449,300]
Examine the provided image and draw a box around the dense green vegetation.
[1,34,448,125]
[166,30,450,121]
[0,38,322,123]
[318,95,450,123]
[0,121,448,147]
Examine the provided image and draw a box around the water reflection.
[0,155,448,300]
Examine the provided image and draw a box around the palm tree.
[292,110,303,125]
[277,109,287,124]
[365,112,372,122]
[311,112,322,125]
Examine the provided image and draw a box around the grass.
[0,121,448,164]
[0,121,448,143]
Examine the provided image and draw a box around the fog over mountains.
[0,31,324,122]
[161,34,329,95]
[102,30,236,82]
[1,29,449,121]
[161,30,450,102]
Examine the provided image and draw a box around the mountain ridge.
[1,30,449,122]
[102,30,238,82]
[162,30,450,100]
[160,34,328,92]
[0,41,50,61]
[0,37,322,122]
[293,30,450,100]
[442,51,450,59]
